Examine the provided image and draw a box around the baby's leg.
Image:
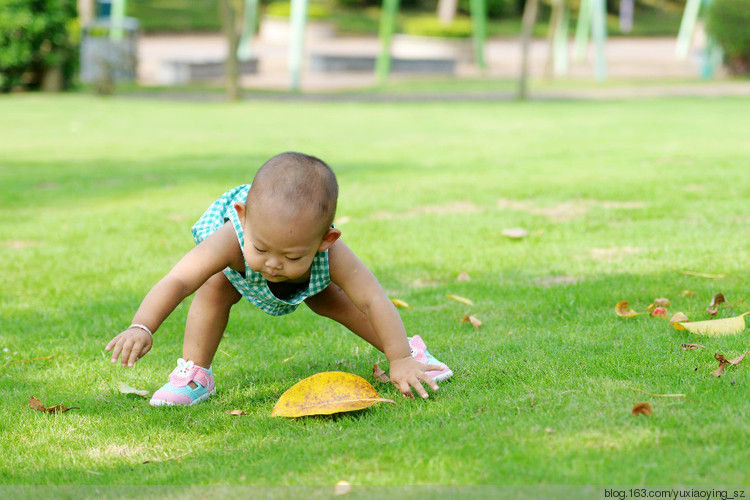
[183,271,242,368]
[304,283,383,352]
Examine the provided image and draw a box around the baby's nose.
[266,256,283,269]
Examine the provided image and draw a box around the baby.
[105,152,452,406]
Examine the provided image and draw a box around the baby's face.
[241,204,325,283]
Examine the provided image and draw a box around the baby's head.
[248,152,338,233]
[235,152,341,282]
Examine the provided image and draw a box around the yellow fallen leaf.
[390,298,412,309]
[334,481,352,496]
[117,382,150,398]
[680,290,697,297]
[673,312,750,336]
[669,312,689,326]
[271,371,395,417]
[446,294,474,306]
[615,300,644,318]
[680,271,725,279]
[461,315,483,328]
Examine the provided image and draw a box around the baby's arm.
[105,223,241,367]
[328,241,441,399]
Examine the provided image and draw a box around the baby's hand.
[105,327,153,367]
[388,356,441,399]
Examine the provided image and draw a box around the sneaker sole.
[149,388,216,407]
[432,369,453,383]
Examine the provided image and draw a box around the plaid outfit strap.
[191,185,330,316]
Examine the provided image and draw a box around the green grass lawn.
[1,94,750,490]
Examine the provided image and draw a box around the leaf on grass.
[372,363,390,383]
[707,292,726,315]
[390,298,412,309]
[334,481,352,496]
[652,298,670,308]
[650,307,668,318]
[710,351,749,378]
[461,315,483,328]
[226,409,247,416]
[632,402,653,416]
[680,271,725,279]
[117,382,150,398]
[672,312,750,336]
[680,290,697,297]
[615,301,643,318]
[456,271,471,282]
[29,396,79,414]
[669,312,689,326]
[501,228,529,239]
[681,343,706,351]
[271,371,395,417]
[446,294,474,306]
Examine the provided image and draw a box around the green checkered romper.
[191,184,331,316]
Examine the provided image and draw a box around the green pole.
[573,0,591,62]
[590,0,606,81]
[470,0,487,70]
[675,0,701,60]
[553,4,569,75]
[238,0,258,61]
[110,0,126,42]
[700,0,720,78]
[376,0,400,84]
[288,0,308,91]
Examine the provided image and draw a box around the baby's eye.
[253,245,266,253]
[286,256,302,261]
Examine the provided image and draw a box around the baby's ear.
[318,227,341,251]
[233,202,246,221]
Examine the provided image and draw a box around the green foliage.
[402,16,473,38]
[0,0,79,92]
[265,1,331,19]
[707,0,750,74]
[127,0,222,32]
[459,0,513,19]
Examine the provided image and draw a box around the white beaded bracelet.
[128,323,153,337]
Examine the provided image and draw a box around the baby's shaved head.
[246,152,338,234]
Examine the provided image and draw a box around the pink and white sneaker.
[150,358,215,406]
[409,335,453,382]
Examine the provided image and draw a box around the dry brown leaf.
[29,396,79,414]
[461,315,483,328]
[669,312,689,326]
[707,292,726,315]
[456,271,471,282]
[226,409,247,416]
[653,298,670,308]
[446,294,474,306]
[615,301,643,318]
[680,290,697,297]
[501,228,529,239]
[681,343,706,351]
[372,363,390,383]
[117,382,150,398]
[632,402,653,416]
[710,353,727,378]
[390,298,412,309]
